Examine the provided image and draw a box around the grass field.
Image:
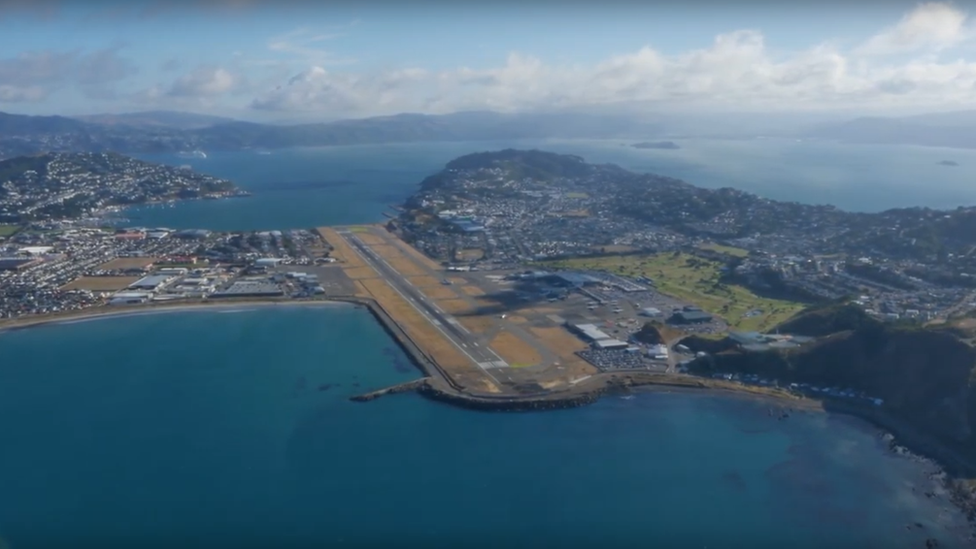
[698,243,750,257]
[407,275,442,288]
[388,234,445,271]
[317,227,366,268]
[0,225,20,237]
[547,253,805,332]
[386,257,427,277]
[436,298,472,314]
[61,276,140,292]
[342,266,379,280]
[154,262,210,269]
[529,326,590,370]
[421,286,458,300]
[355,232,385,245]
[97,257,157,270]
[459,315,496,333]
[489,331,542,367]
[460,286,485,297]
[456,248,484,261]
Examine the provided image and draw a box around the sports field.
[546,253,805,332]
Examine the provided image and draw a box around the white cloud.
[0,47,136,103]
[262,26,357,67]
[167,66,243,97]
[855,2,969,56]
[241,2,976,117]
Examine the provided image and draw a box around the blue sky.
[2,1,976,121]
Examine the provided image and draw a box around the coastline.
[0,299,354,334]
[5,298,976,535]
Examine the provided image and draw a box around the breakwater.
[350,378,428,402]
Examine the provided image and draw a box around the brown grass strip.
[458,316,496,333]
[408,275,442,288]
[422,286,459,300]
[386,257,427,277]
[435,299,472,314]
[461,286,485,297]
[96,258,156,270]
[489,331,543,367]
[342,266,380,280]
[61,276,140,291]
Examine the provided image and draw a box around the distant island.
[940,160,959,167]
[631,141,680,150]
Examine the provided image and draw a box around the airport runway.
[341,231,509,376]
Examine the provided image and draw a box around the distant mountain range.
[0,109,669,159]
[805,111,976,148]
[2,108,976,159]
[72,110,238,130]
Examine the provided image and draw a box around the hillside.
[401,149,976,267]
[688,305,976,464]
[0,152,237,222]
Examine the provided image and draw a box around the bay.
[0,306,968,548]
[120,138,976,232]
[3,138,974,547]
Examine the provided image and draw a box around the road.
[341,231,508,382]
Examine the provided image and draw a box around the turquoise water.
[0,306,969,548]
[122,138,976,231]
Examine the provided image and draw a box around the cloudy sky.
[1,0,976,121]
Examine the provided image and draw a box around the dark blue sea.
[0,306,969,548]
[1,140,974,547]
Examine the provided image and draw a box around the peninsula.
[7,148,976,515]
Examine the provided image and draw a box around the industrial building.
[255,258,282,267]
[211,280,284,298]
[569,323,612,342]
[592,339,629,350]
[108,291,153,305]
[128,275,173,290]
[0,257,42,271]
[669,310,713,324]
[647,344,669,360]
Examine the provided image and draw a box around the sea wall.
[415,379,604,412]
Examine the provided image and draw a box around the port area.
[316,224,791,410]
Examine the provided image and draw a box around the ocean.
[120,138,976,231]
[1,139,973,547]
[0,306,968,548]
